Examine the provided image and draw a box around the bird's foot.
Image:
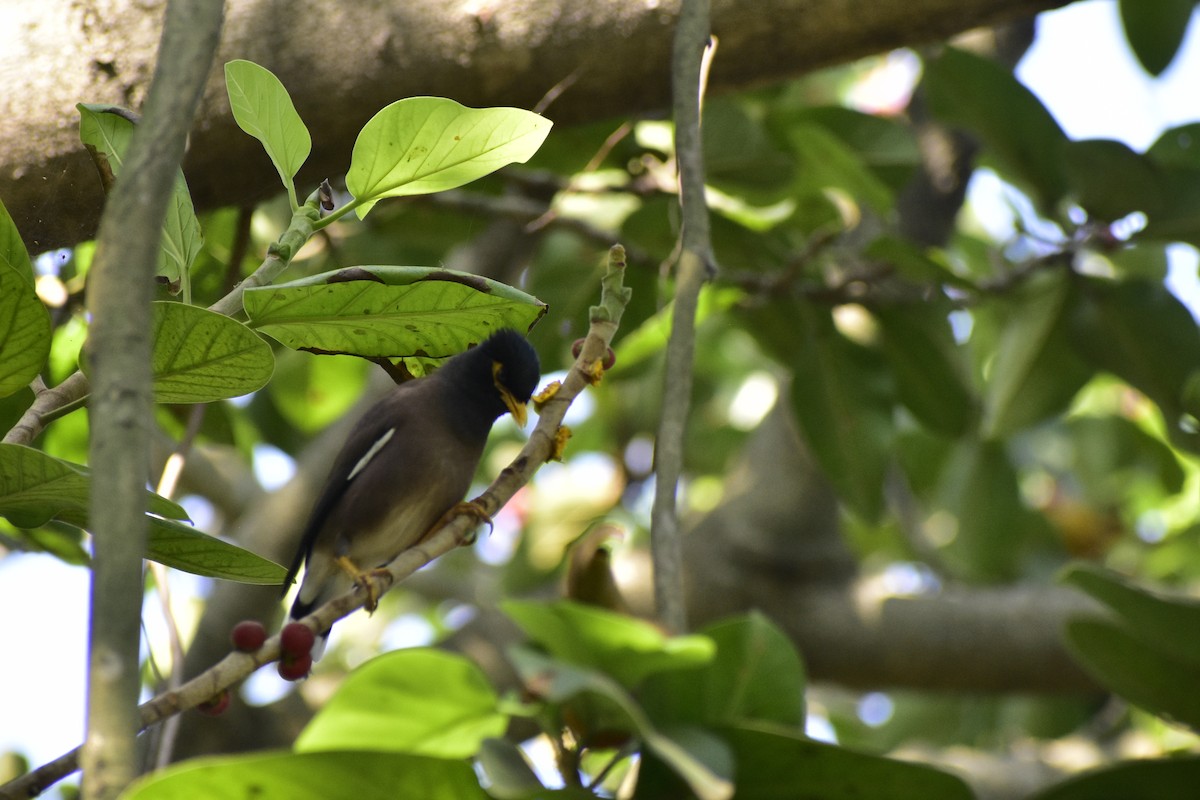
[432,500,493,546]
[532,380,561,412]
[335,555,383,613]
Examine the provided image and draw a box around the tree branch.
[2,246,632,800]
[80,2,222,798]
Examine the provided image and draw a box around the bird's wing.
[282,394,412,592]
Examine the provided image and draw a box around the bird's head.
[481,329,540,426]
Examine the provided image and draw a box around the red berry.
[197,690,231,716]
[571,338,586,359]
[601,347,616,370]
[280,622,316,658]
[231,620,267,652]
[278,652,313,681]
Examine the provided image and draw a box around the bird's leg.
[334,555,382,613]
[426,500,493,546]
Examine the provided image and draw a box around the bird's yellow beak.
[493,361,528,427]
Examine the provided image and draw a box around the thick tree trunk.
[1,0,1070,253]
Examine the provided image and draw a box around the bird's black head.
[441,329,540,428]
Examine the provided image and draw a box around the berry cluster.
[278,622,316,681]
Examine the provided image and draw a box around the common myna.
[284,328,540,656]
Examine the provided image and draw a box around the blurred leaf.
[1068,277,1200,442]
[789,106,920,191]
[704,98,796,196]
[1061,139,1164,222]
[269,351,369,434]
[873,301,977,436]
[982,270,1090,438]
[146,516,285,584]
[1062,564,1200,665]
[224,60,311,204]
[865,235,975,290]
[507,647,733,800]
[924,47,1069,212]
[1065,415,1185,497]
[297,649,505,757]
[149,302,274,403]
[244,266,546,359]
[0,262,51,398]
[1064,617,1200,730]
[121,750,487,800]
[475,739,544,800]
[789,122,894,213]
[642,612,806,729]
[1031,757,1200,800]
[77,103,202,288]
[1100,242,1170,281]
[1119,0,1195,76]
[501,599,715,690]
[935,439,1030,582]
[0,195,33,283]
[347,98,551,217]
[638,724,973,800]
[751,300,893,521]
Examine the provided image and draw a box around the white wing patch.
[347,427,396,482]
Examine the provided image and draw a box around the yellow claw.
[532,380,562,412]
[335,555,382,613]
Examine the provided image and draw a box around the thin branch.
[650,0,715,635]
[2,246,632,800]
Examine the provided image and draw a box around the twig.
[650,0,715,635]
[2,246,632,800]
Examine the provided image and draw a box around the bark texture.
[1,0,1070,253]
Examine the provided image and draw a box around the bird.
[283,328,540,657]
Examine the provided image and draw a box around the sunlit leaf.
[296,649,506,757]
[347,98,551,217]
[225,59,312,204]
[146,516,285,584]
[77,103,203,289]
[121,750,487,800]
[0,195,33,283]
[243,266,546,359]
[0,262,51,398]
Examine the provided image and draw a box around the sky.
[3,0,1200,789]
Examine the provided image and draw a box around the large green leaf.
[750,300,893,521]
[0,444,284,583]
[1065,617,1200,730]
[296,649,506,758]
[924,47,1069,212]
[1067,277,1200,446]
[642,612,806,729]
[224,59,312,206]
[346,97,551,217]
[873,301,977,436]
[243,266,547,359]
[982,270,1090,439]
[1030,757,1200,800]
[120,751,487,800]
[0,262,51,398]
[789,122,895,214]
[0,195,33,283]
[501,599,715,690]
[148,302,274,403]
[77,104,203,289]
[637,724,973,800]
[1120,0,1196,76]
[1062,564,1200,666]
[1060,138,1164,222]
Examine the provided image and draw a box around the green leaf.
[982,270,1090,438]
[642,612,806,729]
[1060,139,1164,222]
[148,302,274,402]
[638,724,973,800]
[0,195,33,283]
[1062,564,1200,665]
[924,47,1069,212]
[0,444,186,530]
[243,266,547,359]
[1120,0,1196,76]
[873,301,977,436]
[1064,617,1200,730]
[1030,756,1200,800]
[1067,277,1200,443]
[346,98,552,217]
[0,262,51,398]
[501,599,715,690]
[77,104,203,290]
[296,649,506,758]
[224,59,312,206]
[789,122,895,214]
[507,647,733,800]
[120,750,487,800]
[475,739,545,800]
[146,515,285,584]
[269,351,369,434]
[750,300,893,521]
